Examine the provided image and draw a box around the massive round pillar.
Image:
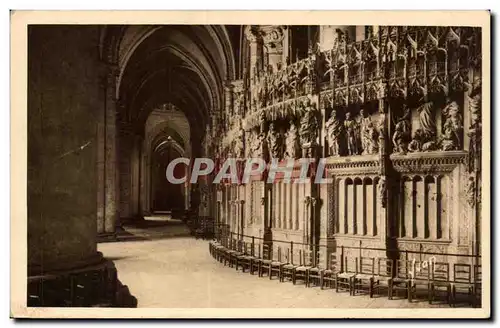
[27,25,124,307]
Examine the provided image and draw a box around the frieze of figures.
[246,26,480,114]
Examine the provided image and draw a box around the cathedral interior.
[27,25,483,307]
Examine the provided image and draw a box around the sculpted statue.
[466,173,476,207]
[259,110,267,135]
[440,100,463,151]
[417,100,437,142]
[299,98,319,147]
[468,77,481,129]
[344,112,359,155]
[268,122,285,160]
[408,101,438,152]
[326,109,344,156]
[248,131,264,159]
[234,119,245,158]
[285,120,300,159]
[378,176,387,208]
[393,121,409,154]
[359,109,378,155]
[392,105,411,154]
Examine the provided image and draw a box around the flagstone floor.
[98,217,450,310]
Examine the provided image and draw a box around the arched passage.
[98,25,236,232]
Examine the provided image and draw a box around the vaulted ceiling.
[100,25,239,156]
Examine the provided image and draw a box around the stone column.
[245,26,263,82]
[98,65,120,234]
[27,25,122,306]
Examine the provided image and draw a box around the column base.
[97,232,118,243]
[27,256,137,308]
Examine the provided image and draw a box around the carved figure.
[466,174,476,207]
[268,122,285,159]
[326,109,344,156]
[378,176,387,208]
[417,100,437,141]
[359,109,378,155]
[468,77,481,128]
[299,98,319,146]
[392,120,409,154]
[440,100,463,151]
[234,119,245,158]
[344,112,359,155]
[285,120,299,159]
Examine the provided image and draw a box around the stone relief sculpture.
[408,101,438,152]
[298,98,319,147]
[378,176,387,208]
[468,77,482,128]
[466,173,476,207]
[268,122,285,160]
[285,120,300,159]
[344,112,359,155]
[392,105,411,154]
[417,100,438,149]
[440,99,463,151]
[326,109,344,156]
[234,119,245,158]
[359,109,379,155]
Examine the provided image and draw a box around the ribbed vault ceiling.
[102,25,237,156]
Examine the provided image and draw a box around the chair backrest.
[413,260,431,281]
[329,253,339,274]
[395,259,412,279]
[431,262,450,282]
[273,246,282,262]
[474,265,482,283]
[453,263,472,284]
[284,248,291,264]
[377,258,394,278]
[262,244,272,260]
[359,257,375,275]
[300,249,313,267]
[292,249,301,266]
[343,256,358,274]
[314,250,322,268]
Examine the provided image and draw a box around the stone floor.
[98,217,449,309]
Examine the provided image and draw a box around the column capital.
[244,26,263,43]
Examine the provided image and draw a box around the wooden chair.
[389,259,412,300]
[306,250,324,288]
[408,260,431,303]
[473,264,482,307]
[321,253,339,290]
[249,243,261,275]
[353,257,376,297]
[336,256,357,295]
[293,249,313,286]
[269,246,285,280]
[258,244,273,277]
[280,248,298,283]
[229,240,244,268]
[372,258,394,298]
[429,262,452,305]
[451,263,474,307]
[225,239,239,267]
[235,242,255,272]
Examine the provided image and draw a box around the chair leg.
[369,278,374,298]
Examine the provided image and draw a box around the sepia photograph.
[10,10,490,319]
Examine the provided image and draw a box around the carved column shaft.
[99,65,120,234]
